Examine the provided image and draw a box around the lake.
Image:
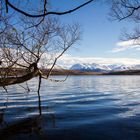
[0,76,140,140]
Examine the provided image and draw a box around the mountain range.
[70,63,140,72]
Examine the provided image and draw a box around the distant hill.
[42,69,103,75]
[42,68,140,75]
[106,70,140,75]
[45,69,140,75]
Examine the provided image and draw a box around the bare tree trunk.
[0,68,39,87]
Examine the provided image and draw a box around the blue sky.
[50,0,140,60]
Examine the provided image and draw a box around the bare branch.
[109,0,140,44]
[109,0,140,21]
[19,82,30,92]
[42,75,69,82]
[6,0,94,17]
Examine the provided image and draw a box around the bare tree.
[0,0,94,88]
[0,0,94,90]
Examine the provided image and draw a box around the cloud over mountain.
[57,54,140,68]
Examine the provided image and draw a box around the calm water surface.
[0,76,140,140]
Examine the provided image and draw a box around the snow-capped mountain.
[133,64,140,70]
[70,63,110,72]
[70,63,140,72]
[107,64,135,71]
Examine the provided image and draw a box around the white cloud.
[111,39,140,53]
[116,40,136,47]
[111,46,130,53]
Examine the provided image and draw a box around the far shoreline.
[1,68,140,77]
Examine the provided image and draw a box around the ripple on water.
[0,76,140,140]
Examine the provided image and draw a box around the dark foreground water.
[0,76,140,140]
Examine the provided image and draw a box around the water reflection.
[0,114,57,139]
[0,76,140,139]
[0,101,56,139]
